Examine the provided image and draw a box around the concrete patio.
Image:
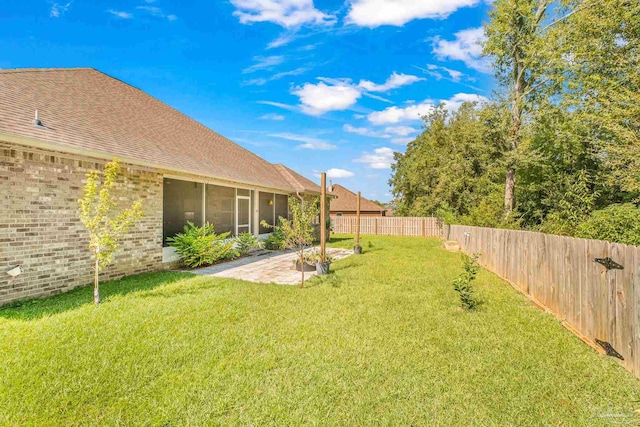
[189,247,353,285]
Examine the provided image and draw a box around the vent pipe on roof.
[33,110,42,127]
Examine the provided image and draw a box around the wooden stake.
[356,191,361,246]
[320,172,326,262]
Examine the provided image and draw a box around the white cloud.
[293,80,362,115]
[135,5,177,20]
[432,27,490,73]
[390,137,413,145]
[260,113,285,120]
[354,147,396,169]
[231,0,336,28]
[366,174,379,179]
[384,126,418,136]
[346,0,480,28]
[343,124,419,142]
[242,55,285,74]
[257,100,298,112]
[269,132,337,150]
[441,93,488,111]
[358,72,424,92]
[367,93,488,125]
[244,66,310,86]
[50,2,71,18]
[109,10,133,19]
[368,100,435,125]
[326,168,355,178]
[343,124,383,138]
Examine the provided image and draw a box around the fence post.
[375,217,379,235]
[422,218,425,237]
[401,220,405,236]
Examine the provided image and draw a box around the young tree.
[278,197,319,288]
[78,159,144,304]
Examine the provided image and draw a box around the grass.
[1,235,639,426]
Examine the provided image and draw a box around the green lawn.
[1,236,639,426]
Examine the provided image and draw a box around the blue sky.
[1,0,494,202]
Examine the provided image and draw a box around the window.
[259,192,289,234]
[275,194,289,221]
[259,191,273,234]
[205,184,235,235]
[163,178,203,246]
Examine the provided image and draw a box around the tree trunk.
[299,247,305,289]
[504,167,516,216]
[94,250,100,304]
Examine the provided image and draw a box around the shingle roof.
[328,184,385,212]
[273,164,321,194]
[0,68,295,191]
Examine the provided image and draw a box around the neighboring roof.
[273,164,321,195]
[0,68,295,191]
[328,184,385,212]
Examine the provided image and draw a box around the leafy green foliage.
[453,254,480,310]
[576,204,640,246]
[78,159,144,304]
[235,232,260,256]
[166,222,237,268]
[389,2,640,244]
[263,227,286,250]
[390,102,510,227]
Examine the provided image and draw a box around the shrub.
[263,227,286,250]
[576,203,640,245]
[166,222,237,268]
[453,254,480,310]
[235,232,260,256]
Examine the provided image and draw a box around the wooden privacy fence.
[445,224,640,378]
[331,216,441,237]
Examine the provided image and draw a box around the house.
[328,184,386,217]
[0,68,322,305]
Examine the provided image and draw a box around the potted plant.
[303,249,332,275]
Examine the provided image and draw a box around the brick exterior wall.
[0,141,165,306]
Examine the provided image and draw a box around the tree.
[79,159,144,304]
[543,0,640,193]
[484,0,552,217]
[390,102,508,225]
[265,197,319,288]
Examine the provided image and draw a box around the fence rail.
[446,224,640,378]
[331,216,441,237]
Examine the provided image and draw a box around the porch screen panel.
[205,184,235,235]
[259,191,274,234]
[163,178,203,246]
[275,194,289,221]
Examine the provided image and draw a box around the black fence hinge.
[595,339,624,360]
[594,257,624,270]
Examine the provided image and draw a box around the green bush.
[166,222,238,268]
[263,227,285,250]
[235,232,260,256]
[576,204,640,245]
[453,254,480,310]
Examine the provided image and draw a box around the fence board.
[330,216,441,238]
[447,224,640,379]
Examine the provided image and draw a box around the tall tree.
[484,0,551,217]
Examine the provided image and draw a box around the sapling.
[79,159,144,304]
[453,253,481,310]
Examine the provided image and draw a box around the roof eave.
[0,131,298,194]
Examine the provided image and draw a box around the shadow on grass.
[0,271,193,321]
[328,237,354,244]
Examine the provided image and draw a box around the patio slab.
[189,248,353,285]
